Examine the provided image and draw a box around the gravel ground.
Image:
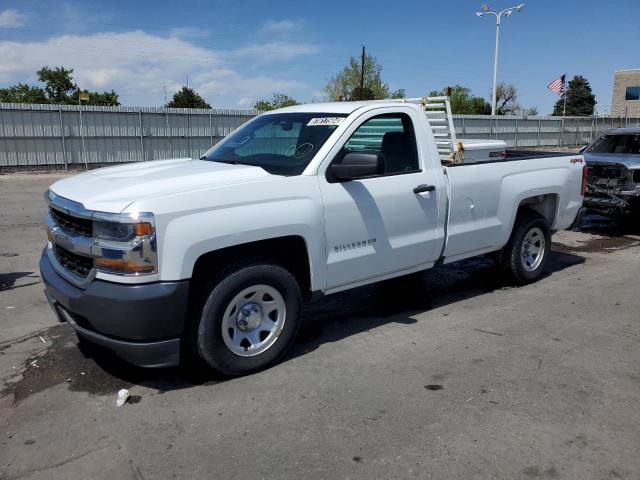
[0,172,639,480]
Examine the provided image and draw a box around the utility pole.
[78,90,89,170]
[360,45,365,98]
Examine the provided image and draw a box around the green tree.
[166,86,211,109]
[389,88,406,99]
[0,83,47,103]
[350,86,375,101]
[325,53,392,101]
[37,66,76,103]
[495,82,520,115]
[553,75,596,116]
[429,85,491,114]
[0,66,120,105]
[254,93,299,111]
[70,89,120,106]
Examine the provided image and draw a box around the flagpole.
[562,79,567,117]
[561,74,567,146]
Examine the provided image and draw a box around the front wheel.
[499,212,551,285]
[192,262,302,377]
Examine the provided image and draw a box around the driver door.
[318,108,441,291]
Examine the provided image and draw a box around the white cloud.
[0,30,312,107]
[231,41,318,62]
[0,9,25,27]
[237,97,255,107]
[260,20,302,34]
[195,70,306,107]
[310,90,328,103]
[169,27,211,39]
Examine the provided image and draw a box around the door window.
[339,113,420,175]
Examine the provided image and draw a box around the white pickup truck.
[41,98,587,375]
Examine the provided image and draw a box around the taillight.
[581,165,588,195]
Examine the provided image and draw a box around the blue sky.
[0,0,638,113]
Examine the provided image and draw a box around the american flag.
[548,75,565,95]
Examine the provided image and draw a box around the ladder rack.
[373,95,459,163]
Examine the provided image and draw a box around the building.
[612,69,640,117]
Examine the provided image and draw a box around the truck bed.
[442,151,585,263]
[504,149,579,159]
[446,149,578,167]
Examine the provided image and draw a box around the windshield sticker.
[307,117,344,127]
[294,143,314,158]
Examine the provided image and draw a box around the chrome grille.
[53,245,93,278]
[49,208,92,236]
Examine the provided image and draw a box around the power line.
[0,35,347,78]
[0,34,442,99]
[0,19,445,95]
[14,11,364,49]
[360,45,365,93]
[0,27,439,78]
[1,25,437,75]
[0,26,346,61]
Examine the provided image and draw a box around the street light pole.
[491,16,500,116]
[476,4,525,116]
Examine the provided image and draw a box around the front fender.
[141,176,326,290]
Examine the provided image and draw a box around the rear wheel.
[499,212,551,285]
[191,262,302,377]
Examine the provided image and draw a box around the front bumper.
[40,249,189,367]
[583,194,630,213]
[568,206,587,230]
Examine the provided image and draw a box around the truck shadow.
[577,212,640,237]
[0,271,40,292]
[288,250,584,362]
[1,250,585,403]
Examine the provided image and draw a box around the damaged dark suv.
[583,128,640,215]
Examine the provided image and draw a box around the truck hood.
[584,153,640,170]
[50,158,273,213]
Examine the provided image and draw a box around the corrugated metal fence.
[0,103,638,168]
[454,115,639,148]
[0,103,255,168]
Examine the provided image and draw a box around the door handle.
[413,184,436,194]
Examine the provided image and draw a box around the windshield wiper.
[200,157,241,165]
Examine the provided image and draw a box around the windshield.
[589,133,640,154]
[200,112,347,175]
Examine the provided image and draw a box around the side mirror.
[579,145,588,153]
[330,152,383,181]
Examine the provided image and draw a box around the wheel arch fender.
[496,168,568,248]
[157,197,325,291]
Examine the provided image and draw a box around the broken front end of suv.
[584,162,640,214]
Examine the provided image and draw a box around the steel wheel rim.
[221,284,286,357]
[521,227,545,272]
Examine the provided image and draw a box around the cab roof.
[265,101,420,115]
[608,127,640,135]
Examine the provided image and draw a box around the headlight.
[92,212,158,276]
[92,219,154,241]
[93,221,135,241]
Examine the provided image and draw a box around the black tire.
[498,211,551,285]
[191,262,302,377]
